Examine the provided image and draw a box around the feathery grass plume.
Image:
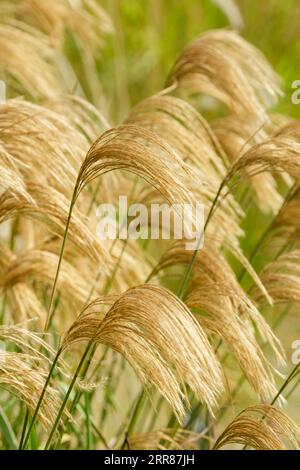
[219,238,274,304]
[150,241,283,401]
[167,30,282,120]
[0,98,87,199]
[0,21,60,99]
[41,120,210,330]
[0,350,61,431]
[0,186,110,264]
[75,125,196,206]
[0,243,47,323]
[0,0,113,106]
[13,0,113,48]
[187,288,280,402]
[212,114,270,154]
[273,120,300,186]
[1,248,92,315]
[125,94,244,247]
[274,186,300,227]
[47,95,110,142]
[107,240,153,293]
[134,169,244,255]
[0,1,299,451]
[0,99,110,257]
[8,284,47,324]
[128,428,204,450]
[150,237,272,306]
[65,124,200,286]
[126,94,228,176]
[45,94,119,209]
[63,285,224,420]
[34,234,104,288]
[0,145,31,201]
[31,118,194,306]
[274,120,300,141]
[0,323,57,361]
[252,250,300,307]
[213,405,300,450]
[212,115,283,213]
[225,137,300,187]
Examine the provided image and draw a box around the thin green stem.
[22,186,79,447]
[242,363,300,450]
[270,363,300,406]
[21,347,62,449]
[53,177,139,447]
[238,184,296,283]
[87,179,102,216]
[121,389,146,449]
[45,189,78,331]
[44,342,92,450]
[68,343,99,416]
[177,181,225,300]
[85,393,93,449]
[285,377,300,400]
[53,347,109,449]
[18,408,29,450]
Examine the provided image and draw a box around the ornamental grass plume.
[1,248,92,311]
[167,30,282,120]
[13,0,113,48]
[0,1,300,450]
[212,114,284,214]
[0,98,87,198]
[125,94,244,247]
[0,145,30,201]
[75,125,197,206]
[0,186,110,263]
[63,284,224,421]
[128,428,204,451]
[225,137,300,187]
[0,349,63,432]
[253,250,300,307]
[213,405,300,450]
[150,241,284,402]
[0,22,60,99]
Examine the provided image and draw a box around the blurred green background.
[94,0,300,122]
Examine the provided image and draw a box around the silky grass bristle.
[167,30,282,120]
[0,2,299,452]
[63,284,224,420]
[213,405,300,450]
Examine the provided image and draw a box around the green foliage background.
[93,0,300,123]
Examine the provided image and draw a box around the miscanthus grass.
[0,0,299,451]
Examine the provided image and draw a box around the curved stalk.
[242,363,300,450]
[45,188,78,331]
[21,347,62,449]
[44,342,93,450]
[177,181,225,300]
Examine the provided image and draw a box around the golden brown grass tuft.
[167,30,282,120]
[63,284,224,421]
[213,405,300,450]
